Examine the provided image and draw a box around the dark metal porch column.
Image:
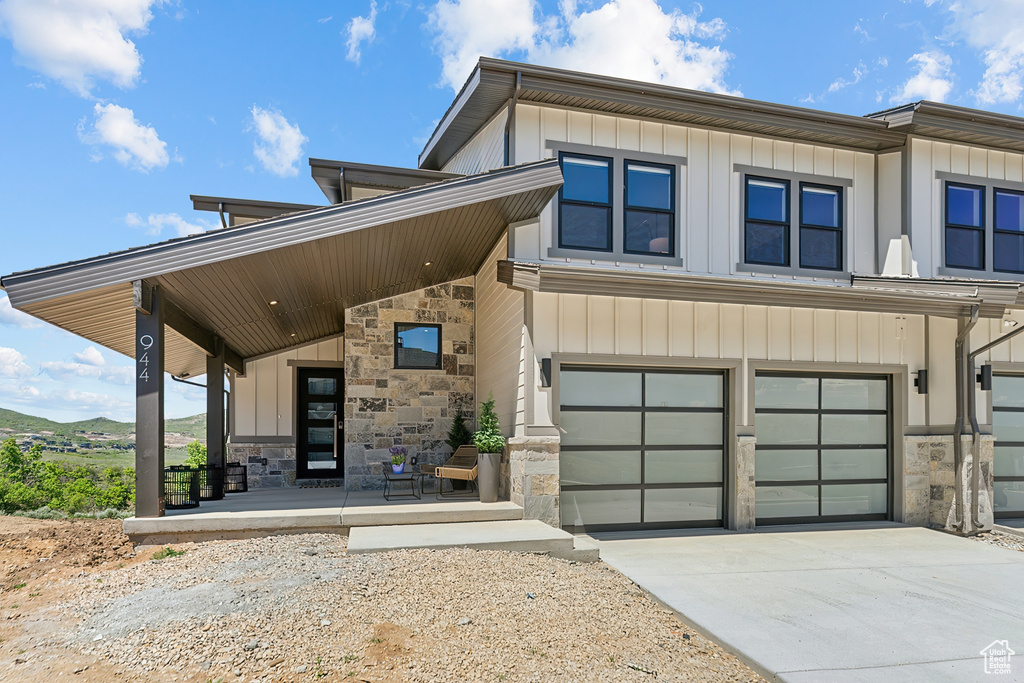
[134,282,165,517]
[206,343,225,469]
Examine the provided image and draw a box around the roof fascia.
[190,195,322,219]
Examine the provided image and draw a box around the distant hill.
[0,407,206,440]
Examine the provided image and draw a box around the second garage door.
[754,373,892,525]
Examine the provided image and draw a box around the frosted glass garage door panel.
[756,414,818,445]
[756,485,819,518]
[561,490,641,526]
[821,449,888,480]
[560,411,641,446]
[821,378,887,410]
[560,451,641,486]
[754,376,818,408]
[644,488,722,523]
[756,450,818,482]
[994,411,1024,442]
[994,482,1024,512]
[994,447,1024,478]
[645,373,723,407]
[560,371,642,407]
[821,483,887,516]
[646,412,723,445]
[993,375,1024,408]
[645,450,722,483]
[820,414,887,445]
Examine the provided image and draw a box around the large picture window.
[394,323,441,370]
[558,153,613,251]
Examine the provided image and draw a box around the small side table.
[382,470,422,501]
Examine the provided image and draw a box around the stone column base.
[903,434,994,533]
[507,436,560,528]
[734,436,756,531]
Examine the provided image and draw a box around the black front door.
[296,368,344,479]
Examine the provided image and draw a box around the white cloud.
[74,346,105,366]
[0,293,42,329]
[891,51,953,103]
[828,63,867,93]
[943,0,1024,104]
[39,360,133,386]
[428,0,737,95]
[0,347,32,379]
[249,106,307,177]
[345,1,377,65]
[0,0,160,97]
[80,103,172,171]
[126,212,213,237]
[318,16,333,24]
[0,380,131,417]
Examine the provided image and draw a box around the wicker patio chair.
[434,445,478,498]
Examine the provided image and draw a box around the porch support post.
[134,282,165,518]
[206,342,226,470]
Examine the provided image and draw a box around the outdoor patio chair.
[434,445,478,498]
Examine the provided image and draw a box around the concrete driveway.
[586,523,1024,682]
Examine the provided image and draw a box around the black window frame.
[993,188,1024,274]
[557,151,614,253]
[622,160,676,257]
[798,181,844,272]
[393,322,442,370]
[744,175,791,267]
[944,181,987,272]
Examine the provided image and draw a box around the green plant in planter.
[389,446,407,466]
[473,394,505,454]
[445,410,473,452]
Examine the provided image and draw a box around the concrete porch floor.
[123,487,523,544]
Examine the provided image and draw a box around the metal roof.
[419,58,907,170]
[866,101,1024,152]
[498,261,1017,319]
[191,195,322,221]
[2,160,563,377]
[309,158,461,204]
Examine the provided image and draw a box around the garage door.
[754,373,891,524]
[559,367,725,532]
[992,374,1024,519]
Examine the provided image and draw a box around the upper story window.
[550,141,685,266]
[939,174,1024,278]
[945,183,985,270]
[743,175,844,272]
[994,189,1024,274]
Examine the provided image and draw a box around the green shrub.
[472,394,506,454]
[184,440,207,468]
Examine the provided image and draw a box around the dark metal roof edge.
[308,158,461,179]
[1,159,561,298]
[190,195,322,217]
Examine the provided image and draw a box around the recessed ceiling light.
[290,333,296,337]
[424,261,432,266]
[269,300,278,305]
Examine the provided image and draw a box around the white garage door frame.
[550,354,742,532]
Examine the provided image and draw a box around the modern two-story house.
[4,58,1024,535]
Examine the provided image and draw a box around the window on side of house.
[945,182,985,270]
[624,161,675,256]
[558,153,613,252]
[799,183,843,271]
[744,177,790,266]
[994,189,1024,274]
[394,323,442,370]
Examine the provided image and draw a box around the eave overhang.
[867,101,1024,153]
[498,261,1019,319]
[420,58,906,170]
[2,160,563,377]
[309,158,461,204]
[191,195,322,221]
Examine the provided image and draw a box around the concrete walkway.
[586,523,1024,682]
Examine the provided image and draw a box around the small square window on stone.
[394,323,442,370]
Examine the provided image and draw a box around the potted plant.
[446,408,474,490]
[389,446,407,474]
[473,394,505,503]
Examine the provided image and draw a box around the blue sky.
[0,0,1022,422]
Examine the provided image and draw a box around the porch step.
[347,520,599,562]
[341,500,523,527]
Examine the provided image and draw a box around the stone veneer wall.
[903,434,994,531]
[343,278,476,491]
[507,436,559,527]
[733,436,756,531]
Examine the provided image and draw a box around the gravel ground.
[8,532,764,682]
[969,529,1024,552]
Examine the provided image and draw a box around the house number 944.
[138,334,153,381]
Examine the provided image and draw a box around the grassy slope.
[0,408,206,440]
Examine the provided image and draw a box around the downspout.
[503,71,522,167]
[217,202,227,229]
[952,305,979,534]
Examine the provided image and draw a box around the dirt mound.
[0,517,135,590]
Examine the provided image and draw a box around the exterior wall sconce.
[978,364,993,391]
[914,369,928,395]
[540,358,552,388]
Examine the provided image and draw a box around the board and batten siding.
[441,105,508,176]
[232,336,345,439]
[474,235,527,437]
[909,137,1024,277]
[527,291,927,428]
[511,104,877,277]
